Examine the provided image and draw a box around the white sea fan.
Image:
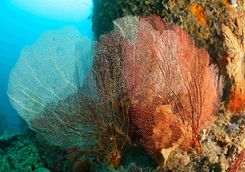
[7,26,94,124]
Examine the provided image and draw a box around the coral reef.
[163,107,245,171]
[5,0,245,170]
[222,0,245,113]
[0,131,156,172]
[1,111,243,171]
[92,0,231,61]
[189,3,208,26]
[121,15,222,157]
[0,132,49,172]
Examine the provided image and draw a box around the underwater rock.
[0,153,12,172]
[159,107,245,171]
[230,149,245,172]
[33,168,51,172]
[221,0,245,113]
[222,23,245,113]
[0,131,78,172]
[0,133,47,171]
[92,0,231,61]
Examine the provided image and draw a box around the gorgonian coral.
[8,26,130,168]
[119,16,223,155]
[222,1,245,113]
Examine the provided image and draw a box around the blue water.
[0,0,93,133]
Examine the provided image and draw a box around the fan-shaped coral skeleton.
[8,27,130,168]
[222,0,245,113]
[117,16,223,156]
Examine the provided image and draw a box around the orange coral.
[222,0,236,15]
[228,87,245,112]
[190,3,208,25]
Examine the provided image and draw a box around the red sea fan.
[123,16,223,153]
[230,149,245,172]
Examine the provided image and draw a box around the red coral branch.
[124,16,223,153]
[230,149,245,172]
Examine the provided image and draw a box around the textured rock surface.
[0,133,48,172]
[222,10,245,113]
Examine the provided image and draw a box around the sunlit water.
[0,0,93,134]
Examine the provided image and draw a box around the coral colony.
[5,1,245,171]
